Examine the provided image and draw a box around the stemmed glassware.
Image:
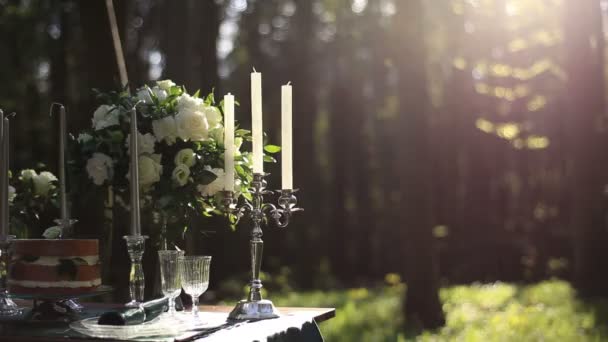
[158,250,184,316]
[178,256,211,319]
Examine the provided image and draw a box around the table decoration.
[97,296,168,325]
[7,238,106,322]
[221,74,302,321]
[124,106,149,306]
[70,80,277,246]
[158,249,184,316]
[0,111,21,317]
[10,285,113,322]
[178,255,211,319]
[48,103,77,238]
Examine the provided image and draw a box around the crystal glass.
[158,250,184,315]
[178,256,211,318]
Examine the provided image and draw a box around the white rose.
[92,105,119,131]
[33,171,58,197]
[172,164,191,186]
[8,185,16,203]
[152,116,178,145]
[86,153,114,185]
[137,154,163,187]
[197,167,225,197]
[152,87,168,102]
[137,88,153,104]
[126,132,156,155]
[175,109,209,142]
[20,169,37,181]
[203,106,222,129]
[174,149,196,167]
[156,79,176,92]
[77,133,93,144]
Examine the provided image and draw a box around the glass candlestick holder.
[123,235,148,307]
[0,235,21,317]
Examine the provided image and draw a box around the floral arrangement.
[71,80,277,238]
[8,168,59,238]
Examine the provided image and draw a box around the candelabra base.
[0,292,21,317]
[228,299,280,321]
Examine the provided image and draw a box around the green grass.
[271,279,608,342]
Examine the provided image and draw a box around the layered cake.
[8,239,101,295]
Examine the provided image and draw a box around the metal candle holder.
[0,235,20,316]
[221,173,302,320]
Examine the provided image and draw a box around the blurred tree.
[393,0,445,329]
[563,0,608,296]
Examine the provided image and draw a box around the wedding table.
[0,302,335,342]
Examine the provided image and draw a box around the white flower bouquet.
[8,168,59,238]
[71,80,278,237]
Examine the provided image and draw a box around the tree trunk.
[563,0,608,296]
[393,0,445,330]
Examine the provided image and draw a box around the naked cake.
[8,239,101,295]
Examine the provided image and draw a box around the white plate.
[70,313,226,340]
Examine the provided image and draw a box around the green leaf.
[264,155,277,163]
[236,129,251,137]
[264,145,281,153]
[204,88,215,105]
[193,89,201,99]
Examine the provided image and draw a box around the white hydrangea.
[197,167,225,197]
[86,153,114,185]
[152,116,178,145]
[8,185,15,203]
[156,79,176,92]
[92,105,119,131]
[126,132,156,155]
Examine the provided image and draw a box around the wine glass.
[158,250,184,316]
[179,255,212,319]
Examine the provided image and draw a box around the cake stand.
[10,285,112,322]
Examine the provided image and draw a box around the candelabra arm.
[123,235,148,307]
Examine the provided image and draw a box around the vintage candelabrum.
[222,173,302,320]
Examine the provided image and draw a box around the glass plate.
[70,313,227,340]
[10,285,113,300]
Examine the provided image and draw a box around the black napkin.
[97,297,169,325]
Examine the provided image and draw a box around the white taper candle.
[281,84,293,189]
[1,116,9,236]
[224,93,235,191]
[58,106,68,222]
[251,71,264,174]
[129,109,141,236]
